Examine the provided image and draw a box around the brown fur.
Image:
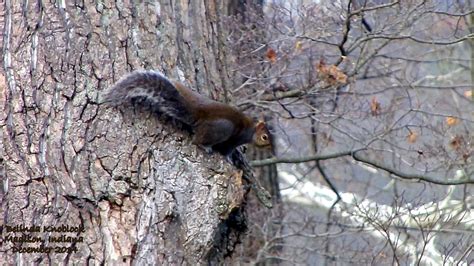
[105,71,272,155]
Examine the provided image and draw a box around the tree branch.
[251,150,473,185]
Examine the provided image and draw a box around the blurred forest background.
[1,0,473,265]
[242,0,473,265]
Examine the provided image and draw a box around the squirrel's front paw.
[225,155,234,164]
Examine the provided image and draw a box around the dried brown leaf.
[449,135,463,150]
[407,131,418,143]
[446,117,459,127]
[316,61,347,85]
[370,97,381,116]
[266,48,277,63]
[295,41,303,52]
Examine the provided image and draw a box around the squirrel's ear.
[255,121,266,131]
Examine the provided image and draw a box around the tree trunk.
[469,10,474,104]
[0,0,250,264]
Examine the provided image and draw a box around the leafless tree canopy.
[230,0,473,264]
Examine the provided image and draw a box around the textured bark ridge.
[1,101,248,264]
[0,0,251,264]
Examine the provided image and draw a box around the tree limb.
[251,150,473,185]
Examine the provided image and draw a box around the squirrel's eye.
[261,134,268,141]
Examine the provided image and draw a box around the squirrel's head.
[253,120,273,151]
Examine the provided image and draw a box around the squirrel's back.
[102,70,195,126]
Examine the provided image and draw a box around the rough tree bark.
[0,1,255,264]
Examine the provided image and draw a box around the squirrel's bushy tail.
[102,70,195,126]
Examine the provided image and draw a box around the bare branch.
[251,151,473,185]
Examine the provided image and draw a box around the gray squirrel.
[102,70,272,156]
